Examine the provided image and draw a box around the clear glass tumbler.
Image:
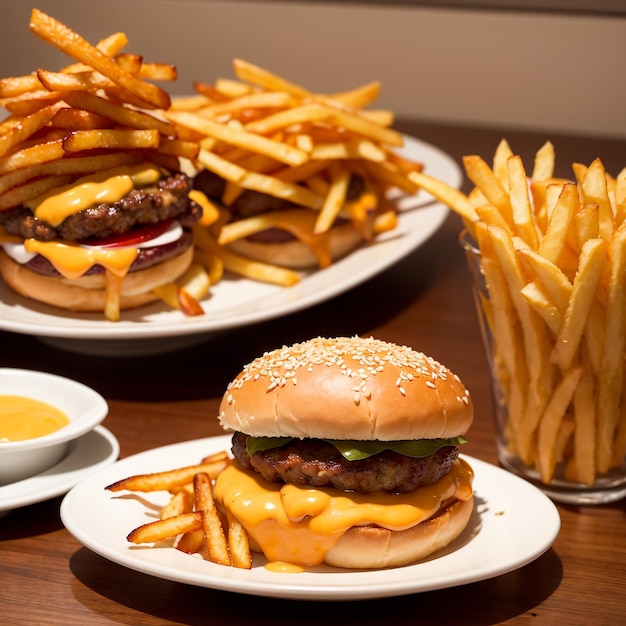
[460,229,626,505]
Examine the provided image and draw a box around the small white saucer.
[0,426,119,513]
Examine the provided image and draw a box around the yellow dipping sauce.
[0,395,70,442]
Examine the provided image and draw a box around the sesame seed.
[231,336,460,401]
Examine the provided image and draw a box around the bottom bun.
[0,245,193,312]
[226,222,365,269]
[324,496,474,569]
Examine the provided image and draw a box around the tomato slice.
[80,219,174,248]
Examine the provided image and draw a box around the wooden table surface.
[1,120,625,625]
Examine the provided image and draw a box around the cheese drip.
[215,458,474,567]
[24,239,138,280]
[26,164,161,227]
[18,164,165,281]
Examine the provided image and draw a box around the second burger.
[215,335,475,569]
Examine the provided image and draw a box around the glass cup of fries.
[461,229,626,505]
[411,139,626,504]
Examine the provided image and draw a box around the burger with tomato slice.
[215,335,475,569]
[0,162,203,320]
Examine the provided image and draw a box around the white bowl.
[0,368,109,485]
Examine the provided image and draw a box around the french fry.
[62,128,161,152]
[309,138,386,163]
[539,183,579,266]
[157,137,200,161]
[227,514,253,569]
[532,140,555,181]
[0,139,65,176]
[323,80,381,108]
[0,102,63,159]
[51,107,115,130]
[314,163,350,234]
[194,472,231,566]
[105,457,231,493]
[194,91,295,118]
[233,58,310,99]
[0,74,43,98]
[517,247,572,314]
[488,225,550,407]
[537,365,584,484]
[521,280,562,336]
[507,155,539,250]
[463,155,514,225]
[177,287,205,316]
[569,347,597,485]
[215,208,334,268]
[491,139,513,187]
[596,225,626,473]
[168,111,308,167]
[61,90,175,136]
[408,169,479,225]
[581,158,614,243]
[176,530,205,554]
[29,9,170,110]
[36,68,116,93]
[127,512,203,545]
[0,152,143,197]
[207,233,302,286]
[1,91,65,116]
[160,489,192,520]
[551,238,606,371]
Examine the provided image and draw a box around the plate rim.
[60,434,561,601]
[0,425,119,512]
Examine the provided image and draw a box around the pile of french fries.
[106,450,253,569]
[165,57,424,282]
[409,141,626,487]
[0,10,426,320]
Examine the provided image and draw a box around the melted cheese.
[24,239,138,280]
[25,164,161,227]
[0,395,70,442]
[214,458,474,567]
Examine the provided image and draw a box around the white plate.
[60,435,561,601]
[0,136,459,356]
[0,426,119,514]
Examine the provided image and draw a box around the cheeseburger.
[0,9,204,321]
[216,336,474,569]
[0,164,202,317]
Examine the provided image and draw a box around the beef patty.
[0,172,200,241]
[231,432,459,494]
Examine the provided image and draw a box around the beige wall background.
[1,1,624,139]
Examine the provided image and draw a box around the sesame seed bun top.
[218,336,473,441]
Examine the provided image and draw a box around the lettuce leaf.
[245,435,467,460]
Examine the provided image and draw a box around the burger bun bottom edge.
[0,245,194,313]
[324,495,474,569]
